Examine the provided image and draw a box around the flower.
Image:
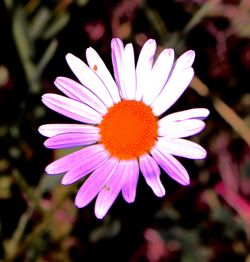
[39,38,209,219]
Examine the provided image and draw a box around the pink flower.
[39,38,209,219]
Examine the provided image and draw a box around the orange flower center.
[99,100,158,160]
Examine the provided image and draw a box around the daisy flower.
[39,38,209,219]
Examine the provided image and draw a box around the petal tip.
[41,94,47,100]
[45,165,53,174]
[38,126,43,135]
[124,197,135,204]
[65,53,75,64]
[65,53,73,58]
[155,191,165,198]
[111,38,123,49]
[54,76,63,84]
[94,208,105,219]
[200,149,207,159]
[182,177,190,186]
[204,109,210,118]
[146,38,156,45]
[41,93,52,103]
[75,199,83,208]
[183,50,195,66]
[43,140,49,148]
[61,175,70,185]
[86,46,94,55]
[188,49,195,55]
[166,48,175,54]
[111,37,121,42]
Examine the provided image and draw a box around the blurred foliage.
[1,0,250,261]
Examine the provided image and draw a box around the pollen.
[93,65,98,71]
[99,100,158,160]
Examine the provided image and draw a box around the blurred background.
[1,0,250,261]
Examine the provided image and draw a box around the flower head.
[39,38,209,219]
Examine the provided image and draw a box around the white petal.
[45,144,105,174]
[151,146,190,185]
[95,161,127,219]
[54,77,107,115]
[65,53,113,108]
[158,119,206,138]
[159,108,210,127]
[152,68,194,116]
[139,154,165,197]
[86,47,121,103]
[42,94,102,124]
[143,49,174,105]
[121,159,139,203]
[61,147,109,185]
[122,43,136,100]
[157,138,207,159]
[75,157,119,208]
[111,38,125,98]
[135,39,157,101]
[38,124,99,138]
[173,50,195,73]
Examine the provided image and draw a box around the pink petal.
[158,119,206,138]
[121,159,139,203]
[44,132,100,149]
[157,138,207,160]
[42,94,102,124]
[151,49,195,116]
[135,39,156,101]
[151,146,190,185]
[122,43,136,100]
[159,108,210,126]
[54,77,107,115]
[94,161,128,219]
[111,38,125,98]
[65,53,113,108]
[45,144,105,175]
[38,124,99,138]
[75,157,119,208]
[151,68,194,116]
[61,147,110,185]
[86,47,121,104]
[143,49,175,105]
[139,154,165,197]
